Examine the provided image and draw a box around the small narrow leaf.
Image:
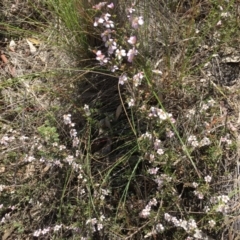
[115,104,122,120]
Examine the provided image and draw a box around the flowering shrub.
[0,0,239,239]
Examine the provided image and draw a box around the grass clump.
[0,0,240,239]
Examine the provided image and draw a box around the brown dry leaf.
[24,163,35,179]
[0,164,5,173]
[115,104,122,120]
[0,53,8,64]
[2,226,16,240]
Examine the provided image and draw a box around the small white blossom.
[84,104,91,116]
[42,227,50,235]
[204,206,210,212]
[96,50,108,65]
[188,219,197,231]
[105,39,117,55]
[193,229,203,239]
[104,20,114,28]
[192,182,199,188]
[164,213,172,222]
[115,48,126,60]
[131,16,144,29]
[63,114,72,125]
[65,155,74,165]
[128,98,135,107]
[107,3,114,9]
[200,137,211,147]
[97,223,104,231]
[204,175,212,183]
[127,36,137,45]
[127,48,138,62]
[157,148,164,155]
[93,2,107,10]
[101,29,112,42]
[141,132,152,139]
[194,190,204,199]
[33,229,42,237]
[149,154,155,162]
[119,73,128,85]
[140,207,151,218]
[187,135,199,147]
[208,220,216,228]
[132,72,143,87]
[156,223,164,232]
[166,130,174,138]
[221,12,230,18]
[148,167,159,175]
[24,155,35,162]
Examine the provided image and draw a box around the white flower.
[131,16,144,29]
[111,65,118,72]
[65,155,74,165]
[156,223,164,232]
[93,17,104,27]
[218,195,230,204]
[33,229,42,237]
[187,135,199,147]
[204,175,212,183]
[205,206,210,213]
[107,3,114,9]
[166,130,174,138]
[171,217,179,226]
[63,114,72,125]
[128,98,135,107]
[207,99,215,106]
[101,29,112,42]
[148,167,159,175]
[104,20,114,28]
[221,12,230,18]
[149,198,158,206]
[119,73,128,85]
[115,48,126,60]
[42,227,50,235]
[24,155,35,162]
[188,219,197,231]
[127,36,137,45]
[179,219,188,231]
[127,7,135,14]
[164,213,172,222]
[96,50,108,65]
[97,223,103,231]
[105,39,117,55]
[132,72,143,87]
[127,48,138,62]
[192,182,199,188]
[54,224,62,232]
[84,104,91,116]
[93,2,107,10]
[157,148,164,155]
[193,229,203,239]
[154,138,161,150]
[86,218,97,225]
[149,154,155,162]
[208,220,216,228]
[200,137,211,147]
[201,104,209,112]
[194,190,204,199]
[140,207,151,218]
